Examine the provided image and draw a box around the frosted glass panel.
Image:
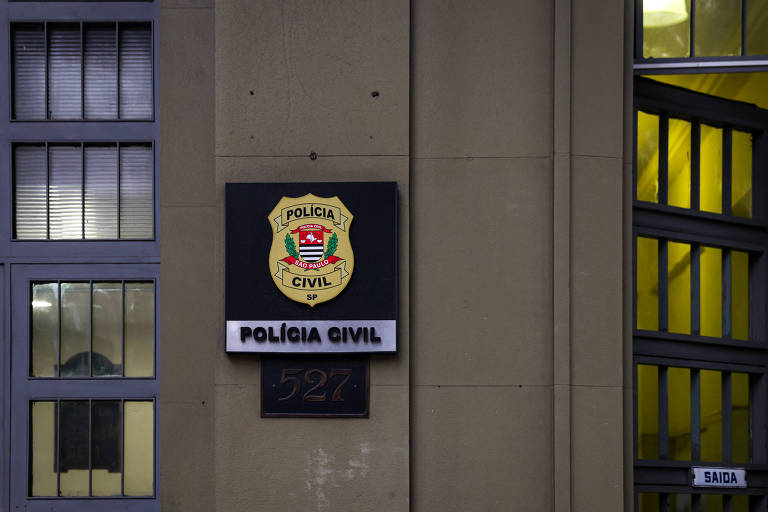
[637,237,659,330]
[14,145,47,239]
[701,369,722,461]
[700,246,722,338]
[48,24,82,120]
[120,144,154,239]
[668,118,691,208]
[732,130,752,218]
[643,0,691,58]
[92,282,123,376]
[668,242,691,334]
[124,401,154,496]
[31,402,57,496]
[732,372,750,463]
[695,0,742,57]
[85,145,118,239]
[638,364,659,459]
[49,145,83,240]
[668,367,691,460]
[119,23,153,119]
[732,251,749,340]
[637,111,660,203]
[85,23,118,119]
[91,401,122,496]
[13,23,45,120]
[700,124,723,213]
[60,283,91,377]
[32,283,59,377]
[747,0,768,55]
[125,282,154,377]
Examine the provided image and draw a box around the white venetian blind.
[119,24,153,120]
[14,145,47,239]
[48,145,83,239]
[120,144,153,239]
[85,145,118,239]
[48,24,82,120]
[84,23,117,120]
[12,24,46,120]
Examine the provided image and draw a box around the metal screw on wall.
[309,151,318,160]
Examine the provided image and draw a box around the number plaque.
[261,356,369,417]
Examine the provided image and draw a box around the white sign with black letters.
[691,467,746,488]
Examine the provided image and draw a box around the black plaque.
[261,356,369,417]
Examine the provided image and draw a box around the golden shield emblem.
[268,194,354,306]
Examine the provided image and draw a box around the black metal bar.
[692,244,701,335]
[634,107,640,203]
[692,493,703,512]
[660,492,670,512]
[633,235,639,331]
[724,371,733,464]
[56,400,60,497]
[636,0,644,59]
[749,373,764,464]
[660,114,670,205]
[660,240,669,332]
[724,250,733,339]
[89,281,93,377]
[692,369,701,461]
[690,0,696,58]
[724,128,734,217]
[88,399,92,497]
[692,122,701,211]
[634,363,640,461]
[660,366,670,459]
[725,494,734,512]
[742,0,748,56]
[45,141,49,239]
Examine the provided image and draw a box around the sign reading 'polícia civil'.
[225,182,397,353]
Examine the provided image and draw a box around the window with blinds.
[13,143,154,240]
[11,22,153,121]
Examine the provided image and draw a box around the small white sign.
[691,467,746,488]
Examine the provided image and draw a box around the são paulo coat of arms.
[268,194,354,306]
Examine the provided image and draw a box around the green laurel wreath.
[324,233,338,258]
[284,233,299,259]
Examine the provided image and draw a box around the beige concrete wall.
[161,0,626,509]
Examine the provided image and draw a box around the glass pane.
[92,401,121,496]
[125,282,154,377]
[14,144,47,239]
[84,23,117,120]
[637,111,660,203]
[668,241,691,334]
[703,494,723,512]
[638,364,659,459]
[695,0,742,57]
[643,0,691,58]
[732,372,750,463]
[731,251,749,340]
[732,495,750,512]
[700,124,723,214]
[32,283,59,377]
[120,144,154,239]
[84,144,118,239]
[124,401,154,496]
[669,367,691,460]
[60,401,89,497]
[48,24,82,120]
[669,118,692,208]
[49,144,83,240]
[12,23,45,120]
[60,283,90,377]
[732,130,752,218]
[639,493,660,512]
[119,23,153,120]
[701,369,723,461]
[637,237,659,330]
[669,494,692,512]
[92,282,123,376]
[31,401,57,496]
[747,0,768,55]
[700,246,722,337]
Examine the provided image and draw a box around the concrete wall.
[160,0,626,510]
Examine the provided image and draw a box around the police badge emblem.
[268,194,354,306]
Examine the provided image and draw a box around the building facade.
[0,0,766,510]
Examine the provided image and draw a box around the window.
[9,265,159,508]
[13,143,154,240]
[638,0,768,60]
[633,77,768,510]
[12,22,153,121]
